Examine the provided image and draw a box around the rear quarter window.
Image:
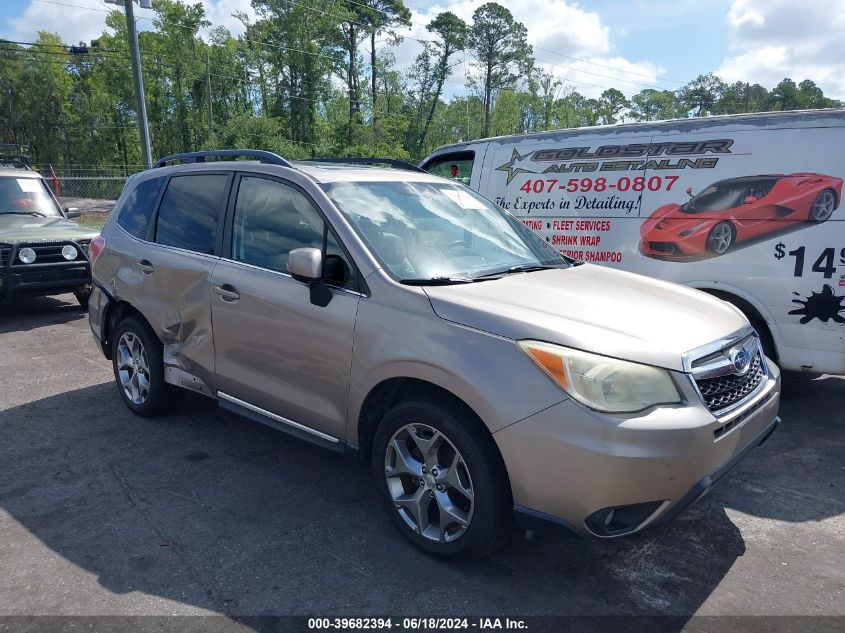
[154,174,229,255]
[117,177,165,239]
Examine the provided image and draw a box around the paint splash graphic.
[789,284,845,324]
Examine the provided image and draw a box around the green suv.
[0,164,98,307]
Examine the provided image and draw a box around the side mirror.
[743,195,756,205]
[685,187,694,198]
[289,247,332,307]
[289,247,322,282]
[65,207,81,219]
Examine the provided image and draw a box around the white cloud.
[387,0,664,99]
[3,0,665,99]
[4,0,113,45]
[717,0,845,98]
[2,0,256,45]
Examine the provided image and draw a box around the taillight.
[90,235,105,262]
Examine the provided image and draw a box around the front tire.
[372,397,512,560]
[74,284,92,309]
[111,315,184,417]
[706,221,734,255]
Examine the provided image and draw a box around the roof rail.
[304,157,427,173]
[153,149,293,169]
[0,155,32,170]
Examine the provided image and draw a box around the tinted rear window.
[117,177,164,239]
[155,174,228,254]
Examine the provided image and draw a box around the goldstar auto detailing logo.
[495,149,537,184]
[494,139,736,184]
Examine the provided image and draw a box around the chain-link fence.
[54,176,127,201]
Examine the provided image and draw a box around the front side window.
[232,176,325,274]
[322,181,566,281]
[155,174,228,254]
[117,176,164,239]
[422,152,474,186]
[0,176,62,218]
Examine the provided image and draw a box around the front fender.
[346,290,567,447]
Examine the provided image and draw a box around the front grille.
[18,267,87,284]
[648,241,677,254]
[695,352,765,413]
[26,243,83,263]
[0,245,9,267]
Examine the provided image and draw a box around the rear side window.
[155,174,228,255]
[422,151,475,185]
[117,177,164,239]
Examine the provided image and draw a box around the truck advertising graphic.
[423,111,845,374]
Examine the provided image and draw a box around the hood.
[423,265,748,372]
[0,214,99,243]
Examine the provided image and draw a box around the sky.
[2,0,845,101]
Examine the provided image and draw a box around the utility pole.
[206,49,213,135]
[105,0,152,168]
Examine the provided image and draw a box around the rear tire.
[706,221,734,255]
[372,397,513,560]
[111,315,184,417]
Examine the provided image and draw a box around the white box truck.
[421,110,845,374]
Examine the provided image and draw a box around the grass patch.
[77,214,108,231]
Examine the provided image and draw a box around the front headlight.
[518,340,682,413]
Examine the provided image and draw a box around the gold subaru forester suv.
[88,150,781,560]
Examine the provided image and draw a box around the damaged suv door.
[105,172,231,404]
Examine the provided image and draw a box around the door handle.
[214,284,240,302]
[139,259,154,274]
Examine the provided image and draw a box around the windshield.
[0,176,62,217]
[681,179,775,214]
[322,181,567,281]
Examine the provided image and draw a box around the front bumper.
[1,241,91,303]
[639,232,707,258]
[496,361,781,538]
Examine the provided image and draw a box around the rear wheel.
[373,397,512,560]
[810,189,836,222]
[706,221,734,255]
[111,315,184,417]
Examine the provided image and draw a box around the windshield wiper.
[473,264,560,279]
[399,276,476,286]
[0,210,47,217]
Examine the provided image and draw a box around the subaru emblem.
[730,349,752,375]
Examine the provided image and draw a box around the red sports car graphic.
[639,173,843,259]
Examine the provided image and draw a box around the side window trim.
[221,172,365,294]
[148,171,234,255]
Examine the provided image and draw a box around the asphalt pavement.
[0,294,842,628]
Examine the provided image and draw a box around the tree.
[769,78,801,110]
[630,88,678,121]
[678,73,726,116]
[359,0,410,129]
[598,88,629,124]
[414,11,467,150]
[467,2,532,137]
[798,79,840,109]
